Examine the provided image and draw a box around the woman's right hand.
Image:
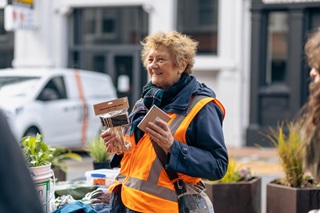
[101,130,120,153]
[101,128,131,154]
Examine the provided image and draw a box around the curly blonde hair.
[140,31,198,74]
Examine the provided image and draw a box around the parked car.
[0,68,117,148]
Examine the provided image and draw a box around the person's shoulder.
[193,81,216,98]
[192,83,225,118]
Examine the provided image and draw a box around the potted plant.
[20,133,55,213]
[49,146,82,181]
[204,157,261,213]
[21,133,53,168]
[21,133,83,181]
[85,135,112,170]
[265,121,320,213]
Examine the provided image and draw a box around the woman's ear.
[179,61,187,74]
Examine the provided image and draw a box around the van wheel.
[24,127,40,138]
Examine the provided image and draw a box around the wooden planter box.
[267,182,320,213]
[204,177,261,213]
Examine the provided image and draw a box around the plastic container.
[85,169,120,187]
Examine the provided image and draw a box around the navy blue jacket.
[162,76,228,181]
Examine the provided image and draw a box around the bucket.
[30,163,55,213]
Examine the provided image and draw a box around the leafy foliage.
[85,135,111,162]
[50,146,82,172]
[265,121,306,187]
[218,157,252,183]
[21,133,54,167]
[21,133,83,171]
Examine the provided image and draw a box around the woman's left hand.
[145,117,174,153]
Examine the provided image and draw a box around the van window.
[0,76,39,98]
[38,77,67,101]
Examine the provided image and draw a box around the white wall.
[11,0,251,147]
[13,0,55,67]
[193,0,251,148]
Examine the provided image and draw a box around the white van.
[0,68,117,148]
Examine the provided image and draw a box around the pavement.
[227,147,284,176]
[65,147,284,180]
[64,147,285,213]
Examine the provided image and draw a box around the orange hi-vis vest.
[109,96,225,213]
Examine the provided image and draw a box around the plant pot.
[204,177,261,213]
[30,163,53,213]
[93,161,111,170]
[267,182,320,213]
[30,163,53,183]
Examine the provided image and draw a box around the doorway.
[69,6,148,110]
[247,2,320,147]
[71,47,144,110]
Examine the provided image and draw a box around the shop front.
[247,0,320,146]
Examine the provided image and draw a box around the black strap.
[151,140,178,180]
[152,95,208,181]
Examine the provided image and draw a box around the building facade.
[1,0,252,148]
[0,4,13,68]
[247,0,320,146]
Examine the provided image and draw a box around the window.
[266,12,288,85]
[0,9,14,68]
[177,0,219,54]
[39,77,67,100]
[0,76,39,98]
[73,7,148,45]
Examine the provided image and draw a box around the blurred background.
[1,0,320,149]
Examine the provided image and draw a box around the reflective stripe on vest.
[112,96,225,211]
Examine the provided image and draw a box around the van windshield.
[0,76,40,98]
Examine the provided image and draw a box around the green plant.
[21,133,82,171]
[265,121,313,187]
[20,133,54,167]
[85,135,111,162]
[218,157,252,183]
[49,146,82,172]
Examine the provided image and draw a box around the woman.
[301,30,320,183]
[101,31,228,213]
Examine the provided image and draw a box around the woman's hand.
[145,117,174,153]
[100,130,122,154]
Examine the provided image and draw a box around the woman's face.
[147,45,185,90]
[310,67,320,83]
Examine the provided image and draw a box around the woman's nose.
[150,61,159,68]
[310,67,318,79]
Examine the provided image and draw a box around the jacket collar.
[162,76,196,115]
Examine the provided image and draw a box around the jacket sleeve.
[0,111,43,213]
[165,102,228,180]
